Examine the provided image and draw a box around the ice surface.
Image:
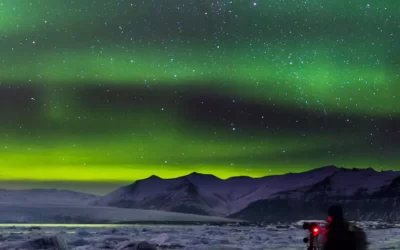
[0,223,398,250]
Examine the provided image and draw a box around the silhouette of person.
[324,205,367,250]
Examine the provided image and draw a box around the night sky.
[0,0,399,194]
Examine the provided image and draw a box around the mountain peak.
[172,177,199,193]
[315,165,339,171]
[365,167,377,172]
[186,172,220,180]
[188,171,202,176]
[188,172,212,177]
[302,165,339,175]
[150,174,161,178]
[146,174,163,180]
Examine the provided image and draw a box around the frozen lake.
[0,224,399,250]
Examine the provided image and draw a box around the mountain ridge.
[93,165,400,217]
[139,165,343,181]
[230,167,400,222]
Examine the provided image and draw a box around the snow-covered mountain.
[93,165,341,216]
[0,189,98,205]
[258,167,400,201]
[91,175,229,215]
[230,168,400,222]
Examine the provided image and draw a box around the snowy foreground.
[0,224,399,250]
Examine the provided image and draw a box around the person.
[323,205,367,250]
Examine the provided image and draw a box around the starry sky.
[0,0,399,194]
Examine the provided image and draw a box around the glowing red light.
[313,227,319,234]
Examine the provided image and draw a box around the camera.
[303,222,320,233]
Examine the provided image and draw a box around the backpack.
[348,224,368,250]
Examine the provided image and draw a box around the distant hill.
[0,189,98,205]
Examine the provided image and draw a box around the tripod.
[303,230,322,250]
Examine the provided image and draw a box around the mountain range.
[2,166,399,223]
[229,167,400,222]
[91,165,400,222]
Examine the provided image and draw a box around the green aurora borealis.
[0,0,399,193]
